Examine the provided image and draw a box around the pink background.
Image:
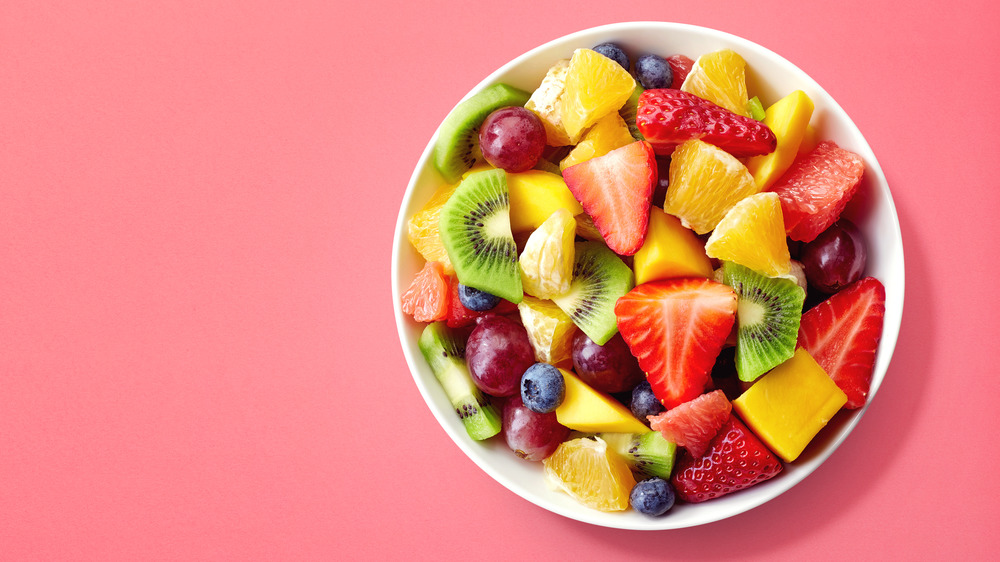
[2,0,998,559]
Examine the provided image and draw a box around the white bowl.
[391,22,904,530]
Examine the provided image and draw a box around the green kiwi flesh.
[432,83,531,183]
[552,241,634,345]
[722,261,806,382]
[619,84,645,141]
[418,322,501,441]
[438,169,522,303]
[600,431,676,479]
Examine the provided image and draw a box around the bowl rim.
[391,21,904,530]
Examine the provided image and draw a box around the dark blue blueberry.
[458,283,501,311]
[631,381,665,422]
[592,42,630,71]
[630,477,675,516]
[520,363,565,414]
[635,54,673,89]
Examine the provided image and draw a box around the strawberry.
[797,277,885,409]
[636,88,777,158]
[615,279,737,409]
[666,54,694,88]
[648,389,732,458]
[562,140,656,256]
[445,276,518,328]
[671,414,783,503]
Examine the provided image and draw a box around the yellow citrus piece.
[559,112,634,171]
[633,206,713,284]
[664,139,760,235]
[705,191,791,277]
[407,182,458,273]
[517,295,578,369]
[746,90,815,190]
[519,208,576,299]
[681,49,751,117]
[525,59,573,147]
[733,347,847,462]
[507,169,583,234]
[543,436,637,512]
[558,49,636,143]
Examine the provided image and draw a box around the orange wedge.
[705,191,791,277]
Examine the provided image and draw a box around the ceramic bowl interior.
[392,21,904,530]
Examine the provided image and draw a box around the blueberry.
[458,284,501,311]
[520,363,565,414]
[635,54,673,89]
[630,477,675,516]
[592,42,630,70]
[630,381,665,421]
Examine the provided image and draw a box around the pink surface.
[2,1,998,559]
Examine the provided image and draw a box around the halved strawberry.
[671,414,783,503]
[445,276,518,328]
[797,277,885,409]
[648,389,731,458]
[401,261,451,322]
[562,140,656,256]
[636,88,777,158]
[614,278,737,409]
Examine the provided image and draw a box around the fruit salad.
[400,41,886,517]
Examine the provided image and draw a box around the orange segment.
[525,59,573,147]
[558,48,636,143]
[559,112,635,171]
[705,192,791,277]
[542,436,637,512]
[681,49,751,117]
[517,296,577,369]
[663,139,760,235]
[407,182,458,273]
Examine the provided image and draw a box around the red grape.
[478,106,546,173]
[465,315,534,397]
[571,332,644,394]
[502,394,569,461]
[800,219,867,293]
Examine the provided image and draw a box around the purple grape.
[478,106,546,173]
[465,315,535,397]
[571,332,644,394]
[502,394,570,461]
[801,219,867,294]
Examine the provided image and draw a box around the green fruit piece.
[600,431,677,479]
[552,241,635,345]
[418,322,502,441]
[432,83,531,183]
[439,169,523,303]
[722,261,806,382]
[747,96,766,121]
[619,83,646,140]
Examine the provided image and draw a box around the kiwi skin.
[418,322,501,441]
[552,241,635,346]
[438,169,523,304]
[619,83,646,141]
[432,83,531,183]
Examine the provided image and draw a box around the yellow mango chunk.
[733,348,847,462]
[746,90,815,190]
[507,170,584,233]
[559,112,634,171]
[555,368,649,434]
[633,207,713,285]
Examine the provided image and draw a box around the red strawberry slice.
[768,140,865,243]
[671,414,783,503]
[797,277,885,409]
[562,140,656,256]
[636,88,777,158]
[401,261,450,322]
[615,279,737,409]
[666,54,694,88]
[648,389,732,458]
[445,277,518,328]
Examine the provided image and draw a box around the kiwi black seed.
[439,168,522,304]
[722,261,806,382]
[618,83,646,141]
[432,83,531,183]
[552,241,634,345]
[600,431,676,479]
[418,322,501,441]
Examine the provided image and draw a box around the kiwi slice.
[439,169,522,303]
[552,241,634,345]
[619,83,645,141]
[600,431,676,479]
[722,261,806,382]
[418,322,501,441]
[432,83,531,183]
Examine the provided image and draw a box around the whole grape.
[502,394,570,461]
[801,219,867,293]
[571,332,644,394]
[478,106,546,173]
[466,315,535,397]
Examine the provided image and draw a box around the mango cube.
[732,347,847,462]
[746,90,814,190]
[555,368,649,434]
[506,170,584,233]
[633,206,714,285]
